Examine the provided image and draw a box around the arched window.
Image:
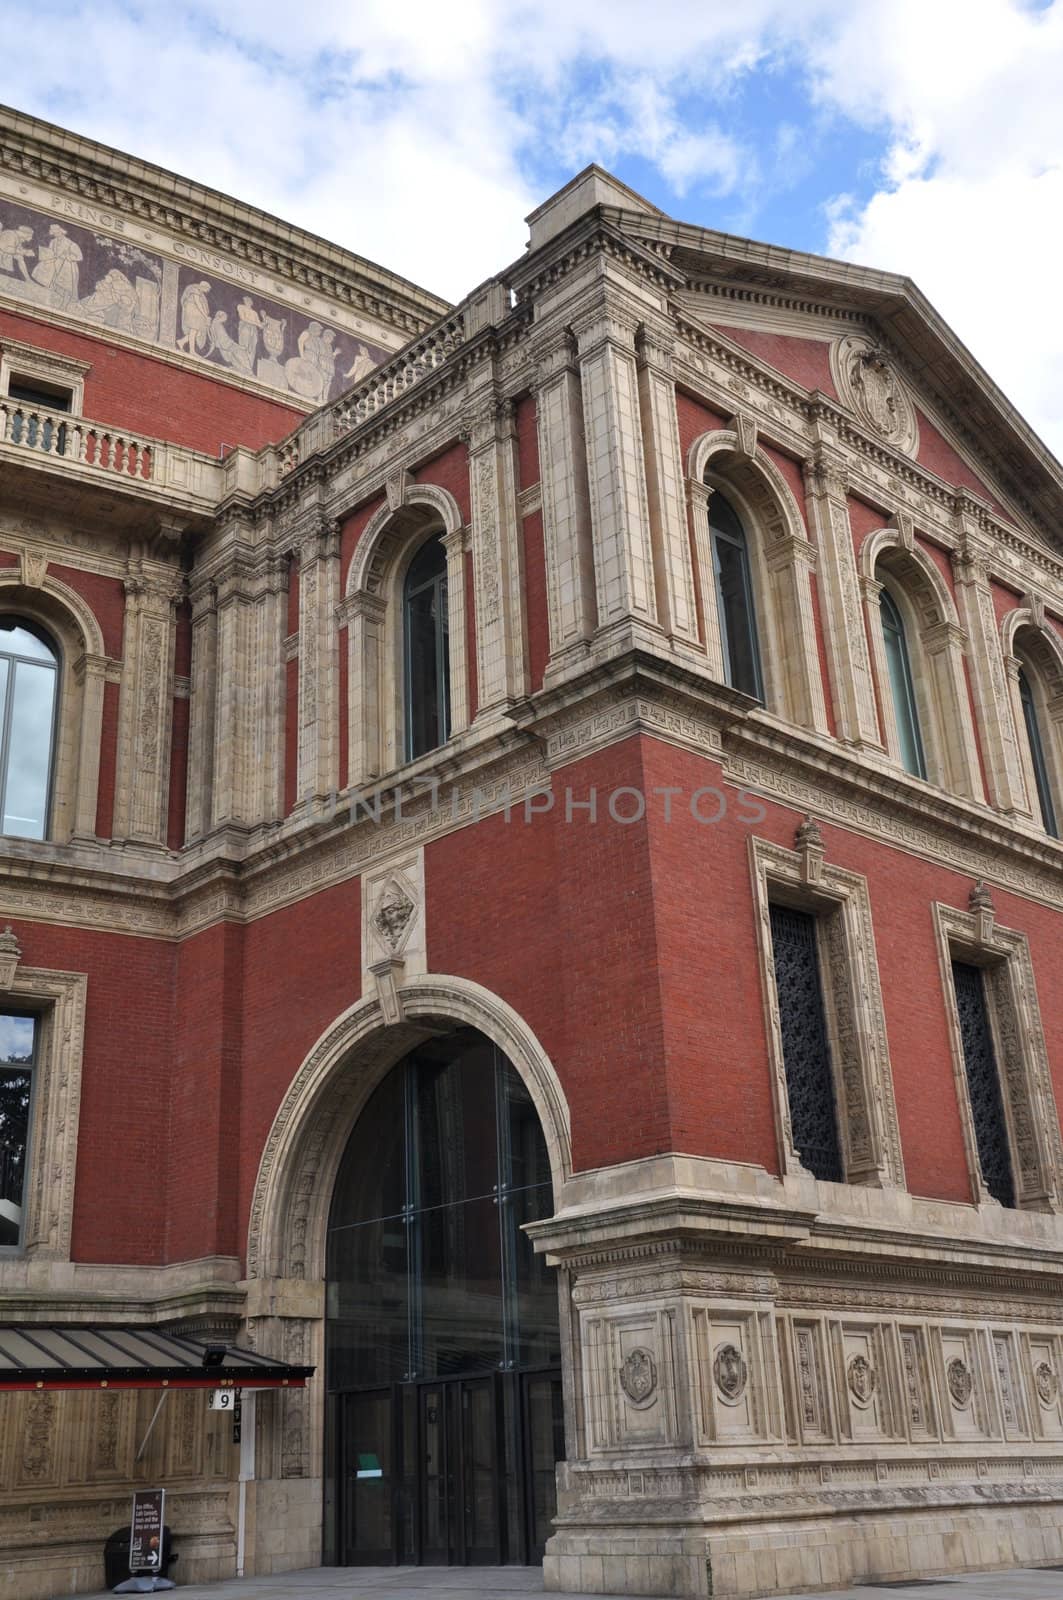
[879,586,926,779]
[1018,667,1059,837]
[709,491,763,700]
[0,619,58,839]
[403,534,450,762]
[326,1029,561,1566]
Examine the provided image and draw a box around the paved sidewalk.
[57,1561,1063,1600]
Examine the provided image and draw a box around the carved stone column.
[113,567,180,845]
[953,526,1031,816]
[687,478,727,680]
[297,517,341,806]
[532,326,596,674]
[465,392,526,716]
[211,551,257,829]
[803,446,882,749]
[342,590,386,788]
[440,526,470,737]
[636,320,698,647]
[250,553,287,826]
[572,299,659,644]
[764,532,830,734]
[922,619,982,800]
[184,573,218,842]
[70,650,108,841]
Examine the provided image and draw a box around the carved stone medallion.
[712,1341,748,1405]
[947,1356,974,1409]
[830,335,918,457]
[619,1347,658,1407]
[371,878,415,953]
[1035,1361,1059,1407]
[847,1353,877,1408]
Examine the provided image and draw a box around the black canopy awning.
[0,1324,314,1392]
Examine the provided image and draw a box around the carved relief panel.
[934,1328,993,1441]
[830,1321,896,1443]
[1025,1334,1063,1441]
[782,1317,835,1445]
[582,1308,680,1452]
[895,1325,938,1443]
[691,1307,781,1445]
[992,1330,1031,1441]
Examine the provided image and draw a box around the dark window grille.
[769,903,843,1182]
[951,961,1015,1207]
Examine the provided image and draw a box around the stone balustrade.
[276,310,467,477]
[0,395,227,512]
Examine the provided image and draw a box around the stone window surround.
[0,338,89,416]
[340,479,468,788]
[749,828,905,1189]
[0,570,110,843]
[859,526,982,802]
[933,894,1063,1213]
[686,426,829,736]
[1001,605,1063,839]
[0,930,87,1268]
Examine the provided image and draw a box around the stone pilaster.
[803,446,882,749]
[636,321,698,646]
[113,565,181,845]
[572,299,659,643]
[184,574,218,842]
[764,531,830,734]
[440,526,470,736]
[210,551,257,829]
[532,326,596,673]
[464,391,526,715]
[296,516,341,805]
[342,590,386,787]
[70,650,107,842]
[953,525,1032,817]
[250,553,287,826]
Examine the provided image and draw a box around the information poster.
[129,1488,165,1574]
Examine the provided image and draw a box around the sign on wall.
[129,1487,165,1575]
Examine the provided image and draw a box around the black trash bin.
[103,1524,177,1590]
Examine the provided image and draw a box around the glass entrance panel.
[524,1374,564,1560]
[327,1028,563,1567]
[340,1389,393,1563]
[461,1378,501,1564]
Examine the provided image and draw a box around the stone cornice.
[5,649,1063,940]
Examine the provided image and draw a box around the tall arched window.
[709,491,763,700]
[1018,667,1058,837]
[0,619,58,839]
[403,535,450,762]
[879,587,926,779]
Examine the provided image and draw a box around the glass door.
[339,1389,394,1563]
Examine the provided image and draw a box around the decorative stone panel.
[582,1308,679,1452]
[691,1307,781,1445]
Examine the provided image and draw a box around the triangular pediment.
[607,208,1063,555]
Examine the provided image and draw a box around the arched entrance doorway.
[324,1026,563,1567]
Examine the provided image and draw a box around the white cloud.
[817,0,1063,458]
[1,0,1061,458]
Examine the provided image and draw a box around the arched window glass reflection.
[709,491,763,700]
[1019,667,1058,837]
[403,535,450,762]
[879,587,926,779]
[0,619,58,839]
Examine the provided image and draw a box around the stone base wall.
[0,1485,238,1600]
[545,1497,1063,1598]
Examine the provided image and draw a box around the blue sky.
[1,0,1061,457]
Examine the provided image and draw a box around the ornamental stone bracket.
[360,848,426,1015]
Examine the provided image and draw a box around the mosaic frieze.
[0,195,387,404]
